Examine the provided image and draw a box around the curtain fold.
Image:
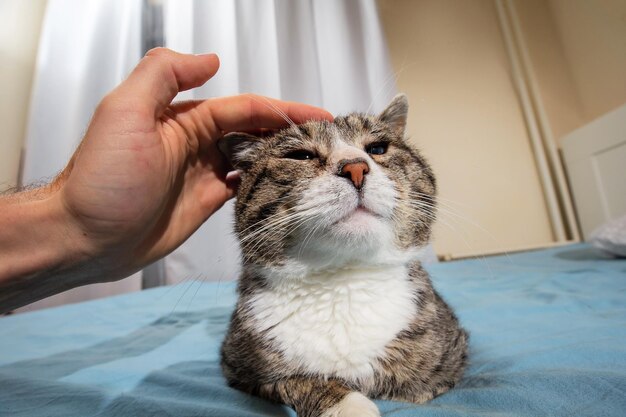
[19,0,144,311]
[23,0,142,184]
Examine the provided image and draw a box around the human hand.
[53,48,332,279]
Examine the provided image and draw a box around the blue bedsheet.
[1,243,625,416]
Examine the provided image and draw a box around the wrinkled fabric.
[589,215,626,257]
[1,243,625,416]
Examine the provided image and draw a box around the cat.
[218,95,468,417]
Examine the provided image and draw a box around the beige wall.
[0,0,47,192]
[549,0,626,126]
[514,0,626,143]
[377,0,554,258]
[512,0,584,142]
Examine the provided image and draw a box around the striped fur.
[220,95,468,417]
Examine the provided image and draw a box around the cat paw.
[320,392,380,417]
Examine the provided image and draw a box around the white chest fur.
[247,265,417,381]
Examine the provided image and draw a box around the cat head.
[219,95,436,275]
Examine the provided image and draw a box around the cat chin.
[253,239,427,283]
[328,211,388,240]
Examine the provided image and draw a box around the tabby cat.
[219,95,468,417]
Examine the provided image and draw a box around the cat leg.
[320,392,381,417]
[256,377,380,417]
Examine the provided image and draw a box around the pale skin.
[0,48,333,313]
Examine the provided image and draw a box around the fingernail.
[195,52,218,59]
[226,170,241,182]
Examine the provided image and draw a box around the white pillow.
[589,215,626,257]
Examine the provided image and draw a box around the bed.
[1,243,625,416]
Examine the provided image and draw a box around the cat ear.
[218,132,262,170]
[379,94,408,136]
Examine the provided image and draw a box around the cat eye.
[366,142,388,155]
[284,149,317,160]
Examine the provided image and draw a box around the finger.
[117,48,220,116]
[234,128,279,137]
[225,170,241,188]
[205,94,334,134]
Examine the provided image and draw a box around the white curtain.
[162,0,437,286]
[19,0,144,311]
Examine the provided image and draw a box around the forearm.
[0,188,93,312]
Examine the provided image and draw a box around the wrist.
[0,187,94,311]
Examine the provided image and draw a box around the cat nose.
[338,159,370,190]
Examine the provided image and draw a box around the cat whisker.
[365,58,414,115]
[168,273,203,315]
[238,204,326,243]
[296,215,327,259]
[236,199,340,259]
[397,202,498,276]
[404,195,513,265]
[239,215,305,252]
[237,207,300,242]
[249,95,297,129]
[243,215,308,256]
[240,208,326,252]
[406,189,467,206]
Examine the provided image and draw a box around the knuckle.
[244,93,260,101]
[97,93,145,118]
[145,46,170,58]
[97,93,118,113]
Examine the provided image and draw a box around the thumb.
[116,48,220,116]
